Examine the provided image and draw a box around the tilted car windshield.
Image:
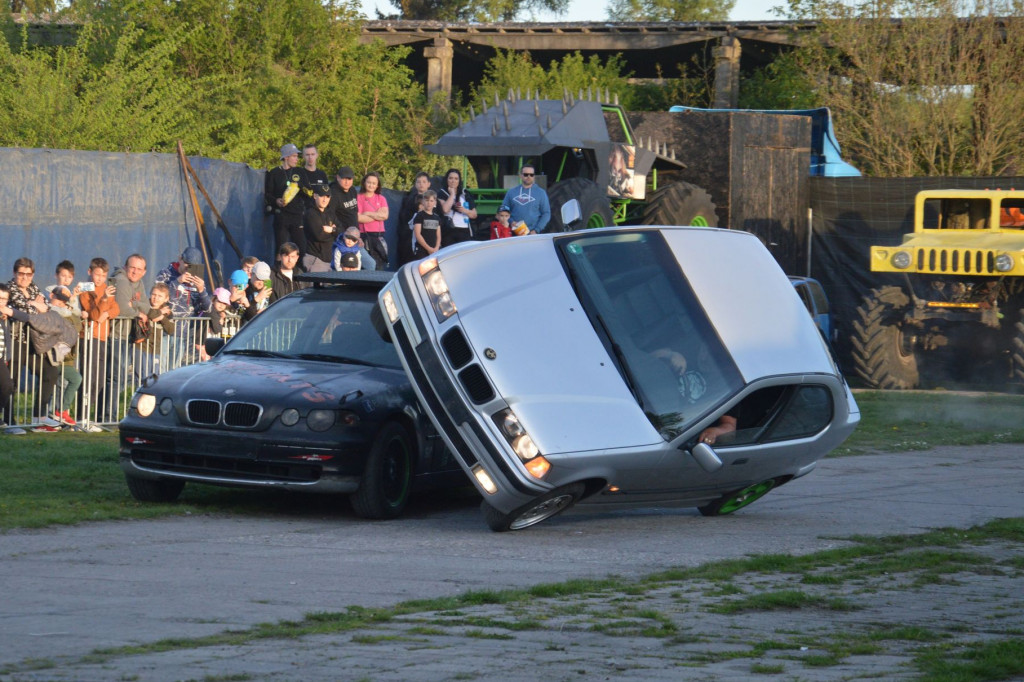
[556,230,743,439]
[224,288,401,369]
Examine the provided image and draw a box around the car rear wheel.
[697,479,776,517]
[351,422,413,520]
[124,474,185,503]
[480,482,585,532]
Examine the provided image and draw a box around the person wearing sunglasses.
[500,164,550,235]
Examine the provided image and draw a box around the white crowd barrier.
[3,315,241,429]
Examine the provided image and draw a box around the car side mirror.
[560,198,582,228]
[690,442,724,473]
[204,337,225,357]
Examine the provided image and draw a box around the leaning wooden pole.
[183,156,244,260]
[177,141,217,289]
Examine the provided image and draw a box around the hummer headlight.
[995,253,1014,272]
[891,251,912,269]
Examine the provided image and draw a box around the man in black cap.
[302,185,337,273]
[154,246,212,319]
[329,166,359,232]
[264,143,305,257]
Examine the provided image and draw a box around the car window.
[706,384,834,448]
[556,230,743,439]
[225,289,401,368]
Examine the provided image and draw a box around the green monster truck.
[427,89,718,232]
[853,189,1024,388]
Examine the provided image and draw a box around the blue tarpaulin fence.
[0,147,272,289]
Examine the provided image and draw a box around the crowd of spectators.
[2,144,547,434]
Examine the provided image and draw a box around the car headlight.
[890,251,912,269]
[306,409,336,432]
[280,408,300,426]
[381,290,400,323]
[419,259,457,322]
[136,393,156,417]
[995,253,1014,272]
[493,408,550,479]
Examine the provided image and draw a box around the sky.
[359,0,781,22]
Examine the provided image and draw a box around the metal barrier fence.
[3,315,242,429]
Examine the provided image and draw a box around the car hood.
[146,355,402,408]
[438,240,665,455]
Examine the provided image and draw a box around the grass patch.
[708,589,859,615]
[914,638,1024,681]
[750,662,785,673]
[834,390,1024,455]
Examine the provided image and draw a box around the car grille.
[186,400,263,428]
[130,451,321,483]
[914,248,998,274]
[224,402,262,428]
[458,364,495,404]
[187,399,221,425]
[441,327,473,369]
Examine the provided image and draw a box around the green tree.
[381,0,569,21]
[469,50,632,107]
[606,0,734,22]
[780,0,1024,176]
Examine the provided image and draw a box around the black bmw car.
[119,271,464,519]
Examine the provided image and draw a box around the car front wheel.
[480,483,585,532]
[124,474,185,503]
[351,422,413,520]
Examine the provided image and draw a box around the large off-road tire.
[351,422,414,520]
[545,177,614,232]
[480,482,586,532]
[1012,308,1024,382]
[698,479,776,517]
[642,181,718,227]
[851,286,920,389]
[124,474,185,503]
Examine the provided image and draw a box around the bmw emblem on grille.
[224,388,236,396]
[484,348,497,360]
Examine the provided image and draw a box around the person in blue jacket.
[500,164,550,234]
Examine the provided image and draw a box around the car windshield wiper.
[593,314,645,410]
[224,348,293,359]
[294,353,377,367]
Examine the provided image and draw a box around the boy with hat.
[242,262,273,324]
[333,226,363,271]
[490,205,514,239]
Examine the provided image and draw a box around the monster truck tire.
[545,177,614,232]
[851,286,920,389]
[1012,308,1024,382]
[642,181,718,227]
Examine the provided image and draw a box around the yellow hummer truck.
[852,189,1024,389]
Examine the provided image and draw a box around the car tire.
[697,479,776,517]
[480,482,585,532]
[124,474,185,503]
[1012,308,1024,383]
[351,422,413,520]
[545,178,614,231]
[642,181,718,227]
[851,286,920,389]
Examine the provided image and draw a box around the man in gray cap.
[264,143,305,257]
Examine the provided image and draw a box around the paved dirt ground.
[1,444,1022,681]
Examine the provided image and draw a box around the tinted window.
[225,289,400,368]
[764,385,833,442]
[557,230,743,439]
